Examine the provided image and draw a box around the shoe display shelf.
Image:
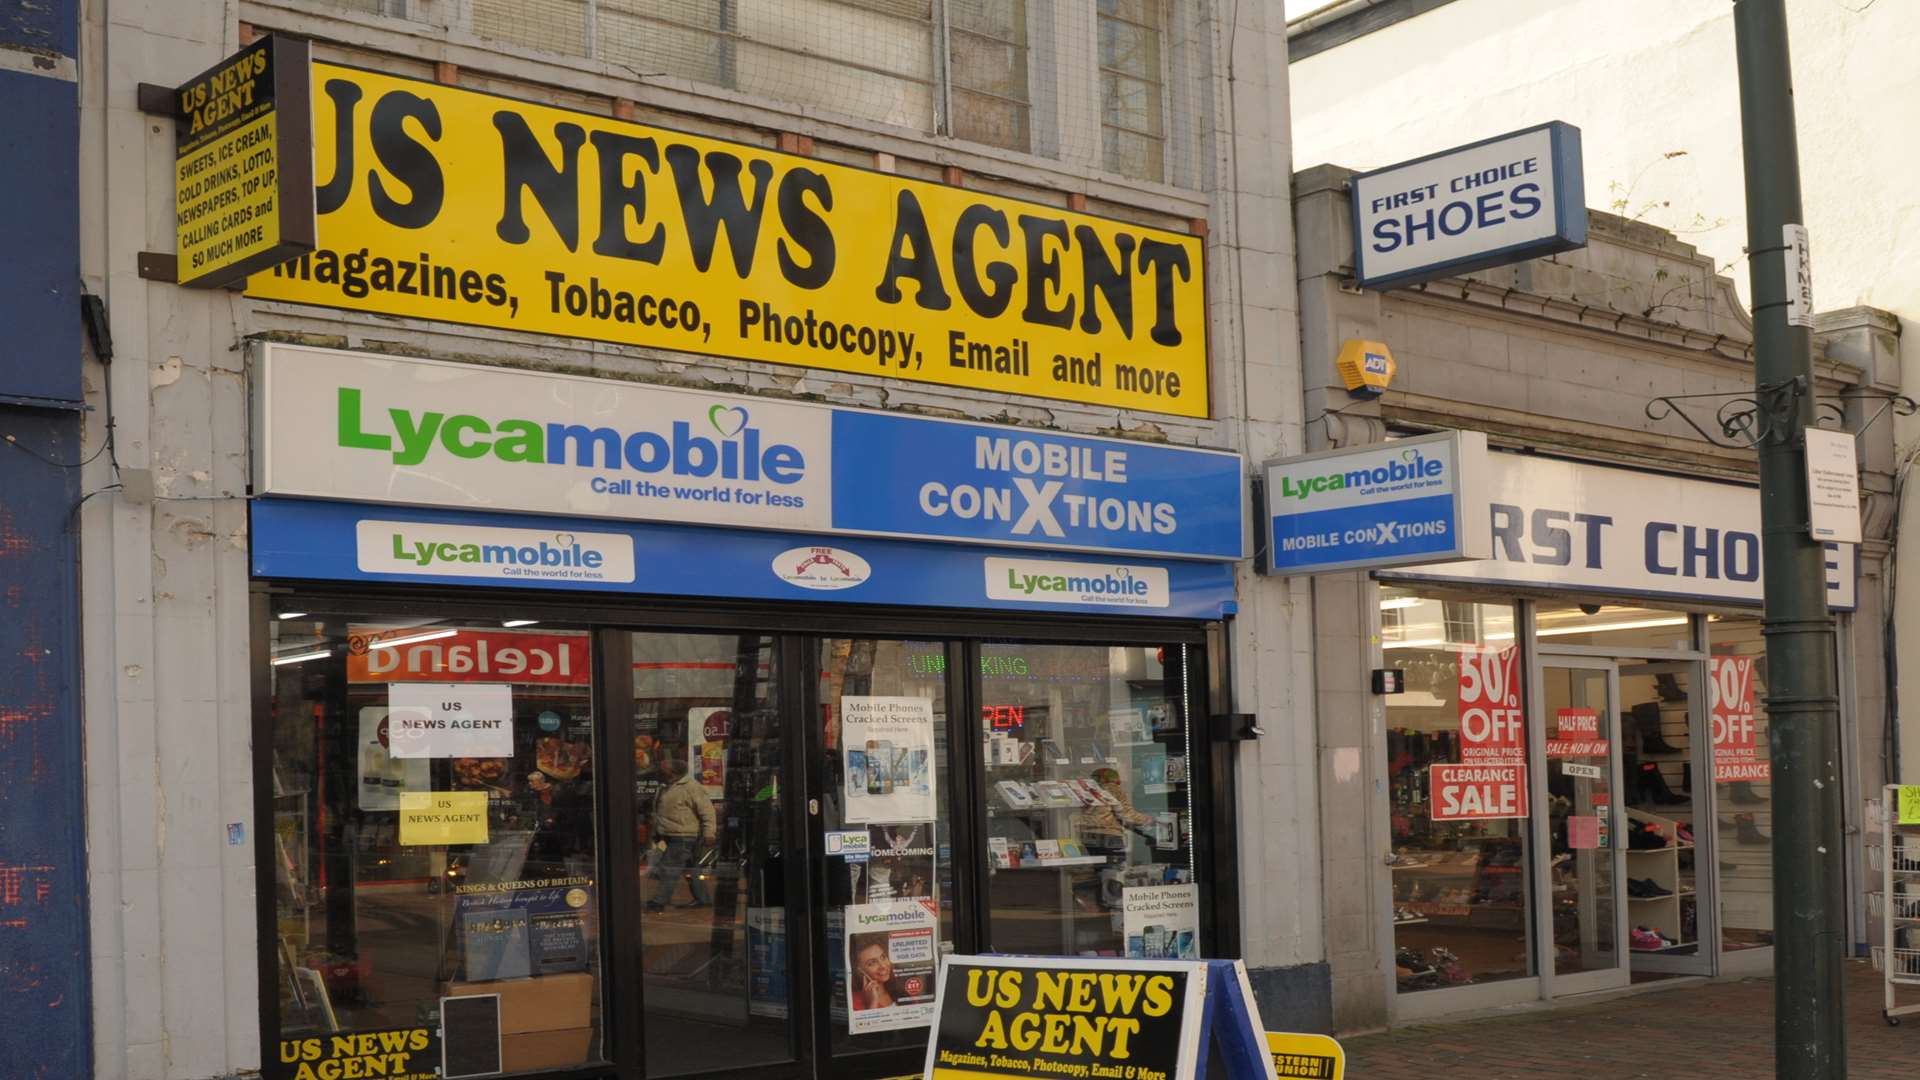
[1625,807,1695,952]
[1389,837,1526,929]
[1866,786,1920,1025]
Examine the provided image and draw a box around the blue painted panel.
[251,498,1238,620]
[0,1,76,55]
[0,69,80,405]
[0,411,90,1078]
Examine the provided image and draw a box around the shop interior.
[1381,588,1775,995]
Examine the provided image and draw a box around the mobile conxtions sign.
[248,65,1209,417]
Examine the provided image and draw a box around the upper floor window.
[1097,0,1166,181]
[305,0,1182,184]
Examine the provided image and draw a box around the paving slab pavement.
[1341,960,1915,1078]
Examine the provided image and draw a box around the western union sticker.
[249,63,1210,417]
[398,790,489,846]
[1265,1031,1344,1079]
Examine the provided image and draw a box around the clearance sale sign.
[1434,647,1528,820]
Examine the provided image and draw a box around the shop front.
[1371,450,1857,1017]
[250,344,1246,1080]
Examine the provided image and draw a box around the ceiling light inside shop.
[1534,615,1689,638]
[367,628,458,651]
[271,649,329,666]
[502,619,538,627]
[1381,637,1447,650]
[1378,597,1423,610]
[277,612,308,620]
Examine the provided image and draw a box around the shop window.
[1381,590,1533,992]
[631,632,791,1076]
[818,639,953,1052]
[979,643,1199,958]
[1708,615,1774,953]
[1097,0,1166,180]
[267,615,604,1076]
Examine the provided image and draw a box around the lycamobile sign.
[984,557,1169,608]
[256,344,1245,561]
[355,520,636,583]
[1275,447,1445,500]
[1260,430,1490,575]
[336,387,808,484]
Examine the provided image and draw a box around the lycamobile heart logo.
[709,404,749,438]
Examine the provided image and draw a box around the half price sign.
[1546,708,1609,758]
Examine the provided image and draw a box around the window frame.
[252,583,1226,1080]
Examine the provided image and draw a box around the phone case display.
[979,645,1196,958]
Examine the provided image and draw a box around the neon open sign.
[983,704,1026,732]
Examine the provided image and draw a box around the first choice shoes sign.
[1350,121,1586,290]
[254,344,1244,561]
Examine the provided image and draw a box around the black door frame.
[250,582,1228,1080]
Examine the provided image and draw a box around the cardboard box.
[502,1027,595,1072]
[445,971,593,1034]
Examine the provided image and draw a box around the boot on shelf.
[1725,781,1767,805]
[1635,761,1689,806]
[1632,701,1685,755]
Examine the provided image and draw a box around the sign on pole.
[1350,121,1586,290]
[173,35,315,287]
[1803,426,1861,544]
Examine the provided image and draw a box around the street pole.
[1731,2,1848,1076]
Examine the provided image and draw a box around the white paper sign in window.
[388,682,514,758]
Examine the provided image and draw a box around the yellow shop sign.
[249,63,1210,417]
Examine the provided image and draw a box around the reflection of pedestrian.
[850,933,905,1011]
[1076,767,1153,844]
[646,756,715,912]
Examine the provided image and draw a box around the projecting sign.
[247,62,1208,416]
[254,344,1244,561]
[1261,430,1491,575]
[1383,450,1858,611]
[1350,121,1586,290]
[171,35,315,287]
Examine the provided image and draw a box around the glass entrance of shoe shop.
[1380,588,1750,1017]
[1533,657,1630,995]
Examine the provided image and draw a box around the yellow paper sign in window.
[1898,785,1920,826]
[398,790,490,846]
